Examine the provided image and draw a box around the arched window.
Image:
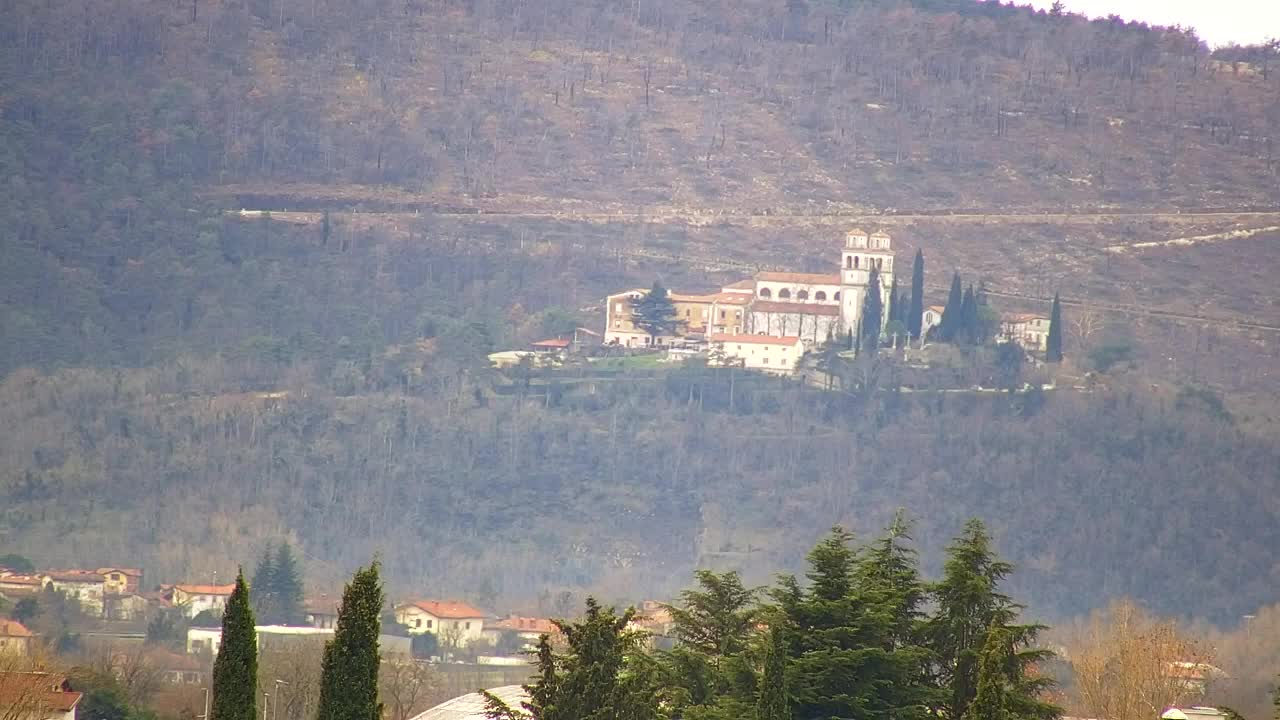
[854,256,860,269]
[834,292,841,300]
[797,290,808,300]
[815,291,827,301]
[779,289,791,299]
[845,256,852,269]
[759,288,772,298]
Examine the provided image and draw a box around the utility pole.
[273,680,289,720]
[263,693,269,720]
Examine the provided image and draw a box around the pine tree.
[963,626,1014,720]
[777,527,934,720]
[631,281,678,346]
[908,249,925,340]
[317,562,384,720]
[925,520,1059,720]
[251,545,277,622]
[756,623,788,720]
[861,265,883,350]
[1046,294,1064,362]
[210,570,256,720]
[939,272,963,341]
[272,543,304,625]
[667,570,756,658]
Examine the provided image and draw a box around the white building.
[1000,313,1051,352]
[185,625,411,657]
[167,583,236,618]
[709,334,805,374]
[604,229,899,349]
[393,601,487,647]
[42,572,106,617]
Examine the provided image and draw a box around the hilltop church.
[604,229,896,348]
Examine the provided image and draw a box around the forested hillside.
[2,0,1280,624]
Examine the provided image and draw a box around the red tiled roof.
[44,570,105,583]
[927,305,946,313]
[174,583,235,596]
[490,616,558,634]
[0,673,82,712]
[710,334,803,346]
[0,575,44,586]
[531,338,571,348]
[721,279,755,291]
[0,620,32,638]
[1001,313,1047,323]
[755,271,842,285]
[750,300,840,316]
[96,568,143,577]
[400,600,487,619]
[709,292,753,305]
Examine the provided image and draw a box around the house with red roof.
[41,571,106,617]
[160,583,236,619]
[483,615,559,651]
[0,672,82,720]
[0,620,34,657]
[393,600,487,646]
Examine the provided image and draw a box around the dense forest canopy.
[2,0,1280,634]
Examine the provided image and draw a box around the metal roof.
[410,686,528,720]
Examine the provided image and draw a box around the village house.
[1000,313,1051,351]
[0,620,34,657]
[0,573,44,597]
[102,593,150,622]
[393,600,487,647]
[482,616,558,652]
[163,583,236,619]
[96,568,143,595]
[303,595,340,630]
[0,672,83,720]
[709,334,806,375]
[185,625,410,657]
[41,571,106,617]
[922,305,945,339]
[604,229,896,358]
[627,601,675,649]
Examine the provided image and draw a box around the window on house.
[779,289,791,299]
[427,620,434,629]
[414,619,422,628]
[854,257,860,268]
[192,640,204,652]
[834,292,841,300]
[815,291,827,300]
[797,290,808,300]
[763,357,769,364]
[685,309,691,317]
[614,303,622,312]
[759,288,771,298]
[465,622,472,630]
[845,256,852,269]
[719,310,725,319]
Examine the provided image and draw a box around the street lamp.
[263,692,269,720]
[273,680,289,720]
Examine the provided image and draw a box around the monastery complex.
[605,229,897,349]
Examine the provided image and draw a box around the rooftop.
[0,620,32,637]
[399,600,487,619]
[531,338,571,348]
[410,686,528,720]
[0,673,82,713]
[173,583,236,596]
[489,616,558,634]
[755,271,841,285]
[710,334,803,346]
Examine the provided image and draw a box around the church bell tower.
[839,229,895,335]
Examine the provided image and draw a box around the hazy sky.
[1023,0,1279,48]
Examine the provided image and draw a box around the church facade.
[604,229,896,348]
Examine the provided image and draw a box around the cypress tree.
[317,562,384,720]
[273,543,305,625]
[251,545,277,622]
[210,570,256,720]
[960,285,978,345]
[1046,294,1064,362]
[886,275,900,329]
[861,265,883,350]
[756,624,788,720]
[908,249,925,340]
[939,272,963,341]
[632,281,678,346]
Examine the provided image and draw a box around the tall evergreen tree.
[861,265,883,350]
[631,281,678,346]
[485,598,658,720]
[317,562,384,720]
[1046,294,1064,362]
[960,285,979,345]
[756,623,788,720]
[251,545,277,622]
[210,570,256,720]
[962,626,1015,720]
[925,520,1058,720]
[662,571,759,716]
[909,249,925,340]
[272,543,305,625]
[939,272,963,341]
[886,275,900,330]
[776,527,934,720]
